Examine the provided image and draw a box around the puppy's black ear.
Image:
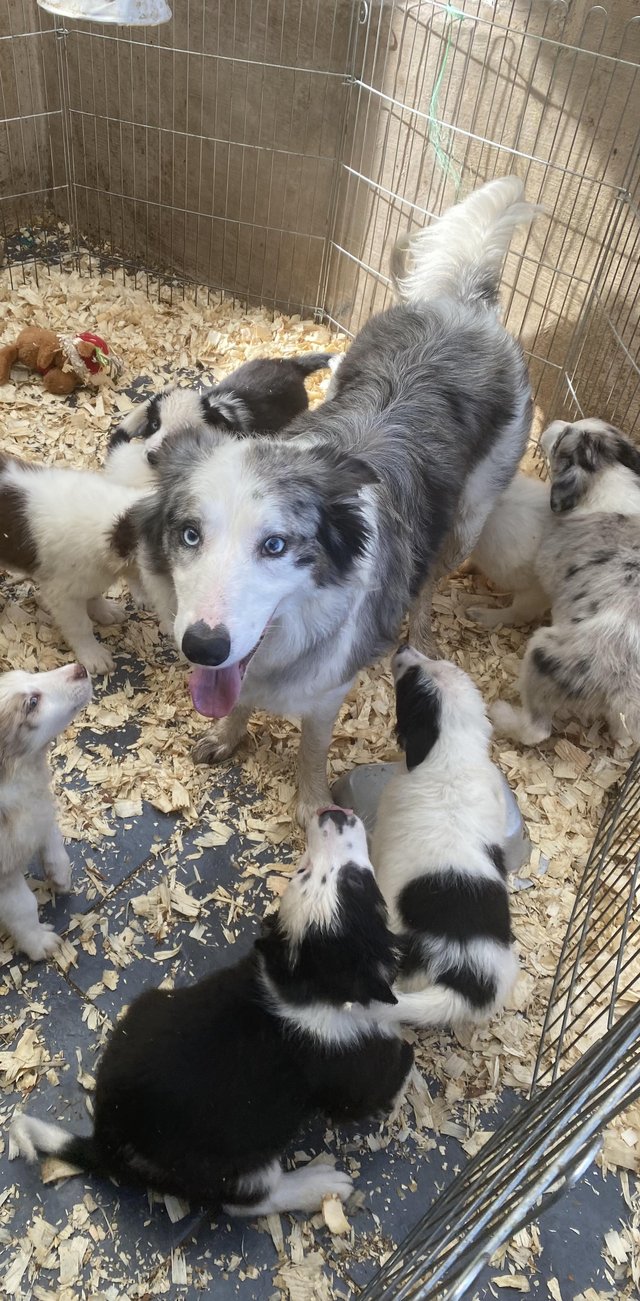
[612,433,640,479]
[395,664,441,770]
[107,425,131,450]
[363,975,398,1005]
[109,491,165,564]
[549,466,588,513]
[255,920,294,975]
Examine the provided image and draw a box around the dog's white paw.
[490,700,550,745]
[79,646,114,676]
[295,1167,354,1211]
[488,700,519,734]
[20,925,62,962]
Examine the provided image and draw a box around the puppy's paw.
[192,727,243,766]
[95,599,127,626]
[21,925,62,962]
[467,604,505,628]
[489,700,520,735]
[490,700,550,746]
[79,645,114,676]
[296,1167,354,1211]
[296,787,333,831]
[44,854,72,894]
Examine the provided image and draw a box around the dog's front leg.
[296,687,348,829]
[192,704,252,766]
[0,872,61,960]
[407,575,438,656]
[46,591,114,675]
[41,822,72,894]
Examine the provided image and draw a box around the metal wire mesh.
[359,1002,640,1301]
[1,3,639,431]
[360,760,640,1300]
[532,750,640,1094]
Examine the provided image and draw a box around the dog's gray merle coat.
[119,178,536,822]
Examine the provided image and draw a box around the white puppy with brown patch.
[0,663,92,959]
[0,451,149,673]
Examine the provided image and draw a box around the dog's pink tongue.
[188,665,242,718]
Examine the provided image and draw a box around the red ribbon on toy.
[76,331,110,374]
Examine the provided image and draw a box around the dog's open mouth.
[188,636,265,719]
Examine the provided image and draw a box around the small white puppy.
[491,418,640,747]
[0,451,148,673]
[0,663,92,959]
[372,645,518,1028]
[467,471,551,627]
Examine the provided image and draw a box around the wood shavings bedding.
[0,257,638,1299]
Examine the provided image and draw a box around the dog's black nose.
[181,621,231,666]
[317,806,353,832]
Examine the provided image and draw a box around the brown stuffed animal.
[0,327,122,395]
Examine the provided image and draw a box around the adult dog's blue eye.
[261,536,287,557]
[182,525,201,547]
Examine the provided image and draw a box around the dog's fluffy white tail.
[392,176,541,308]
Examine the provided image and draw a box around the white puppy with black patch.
[0,663,92,959]
[371,646,518,1028]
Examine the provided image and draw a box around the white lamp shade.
[37,0,171,25]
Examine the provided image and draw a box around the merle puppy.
[492,417,640,747]
[105,353,334,489]
[10,809,412,1216]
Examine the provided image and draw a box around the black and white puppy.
[371,646,518,1028]
[10,809,412,1216]
[105,353,334,489]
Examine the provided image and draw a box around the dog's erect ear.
[395,663,441,770]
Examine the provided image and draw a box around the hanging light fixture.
[37,0,171,25]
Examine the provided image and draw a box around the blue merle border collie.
[10,810,412,1217]
[372,645,518,1028]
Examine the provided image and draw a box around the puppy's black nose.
[181,621,231,666]
[318,806,352,832]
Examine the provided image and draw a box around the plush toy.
[0,327,123,395]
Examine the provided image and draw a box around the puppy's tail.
[391,176,542,309]
[291,352,335,376]
[9,1113,103,1176]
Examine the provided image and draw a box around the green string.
[428,5,469,193]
